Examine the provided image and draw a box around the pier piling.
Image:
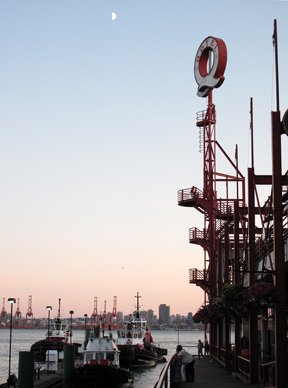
[63,345,75,386]
[18,351,34,388]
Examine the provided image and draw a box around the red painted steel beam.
[248,167,258,384]
[240,207,271,215]
[254,174,288,185]
[233,201,241,372]
[271,110,287,388]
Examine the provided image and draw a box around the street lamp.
[7,298,16,386]
[84,314,87,331]
[46,306,52,340]
[46,306,52,373]
[69,311,74,345]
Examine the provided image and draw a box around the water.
[0,328,205,387]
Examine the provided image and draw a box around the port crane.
[91,297,98,327]
[25,295,33,328]
[14,298,22,328]
[1,298,7,327]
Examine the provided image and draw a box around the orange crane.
[1,298,7,327]
[110,296,118,330]
[14,298,22,328]
[91,297,98,327]
[25,295,34,328]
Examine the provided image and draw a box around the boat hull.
[117,345,158,368]
[30,339,81,362]
[74,364,133,387]
[144,342,167,363]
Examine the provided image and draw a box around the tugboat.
[77,318,133,387]
[30,298,80,362]
[116,292,167,368]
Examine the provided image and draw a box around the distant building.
[124,314,131,322]
[187,312,194,327]
[117,311,123,323]
[159,304,170,325]
[147,309,154,326]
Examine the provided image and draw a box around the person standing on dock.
[176,345,195,382]
[197,339,204,359]
[204,340,210,358]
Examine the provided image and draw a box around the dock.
[34,369,63,388]
[171,358,261,388]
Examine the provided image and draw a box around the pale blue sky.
[0,0,287,317]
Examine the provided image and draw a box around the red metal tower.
[91,297,98,327]
[14,298,22,328]
[1,298,7,327]
[25,295,34,328]
[110,296,118,329]
[102,300,108,330]
[178,27,287,386]
[178,37,245,298]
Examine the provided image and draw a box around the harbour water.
[0,328,205,387]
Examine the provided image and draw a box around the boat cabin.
[47,318,70,342]
[84,349,119,366]
[84,332,120,366]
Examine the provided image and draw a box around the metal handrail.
[189,268,209,282]
[154,352,176,388]
[261,360,276,387]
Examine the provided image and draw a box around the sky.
[0,0,288,319]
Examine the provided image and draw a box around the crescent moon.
[112,12,117,21]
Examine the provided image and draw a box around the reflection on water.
[0,328,205,387]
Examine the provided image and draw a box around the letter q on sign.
[194,37,227,98]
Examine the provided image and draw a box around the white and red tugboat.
[30,298,80,362]
[78,319,133,387]
[116,292,167,368]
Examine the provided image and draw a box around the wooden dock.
[2,358,266,388]
[33,368,63,388]
[171,358,262,388]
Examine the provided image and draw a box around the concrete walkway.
[171,358,261,388]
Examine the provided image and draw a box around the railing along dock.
[154,354,261,388]
[154,353,176,388]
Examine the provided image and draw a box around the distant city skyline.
[1,301,194,323]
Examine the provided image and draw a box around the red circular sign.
[194,37,227,97]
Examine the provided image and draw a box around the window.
[96,353,103,361]
[85,353,93,362]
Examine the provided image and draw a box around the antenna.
[273,19,280,112]
[110,296,118,329]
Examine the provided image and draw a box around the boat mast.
[57,298,61,319]
[135,292,141,312]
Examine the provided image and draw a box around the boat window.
[85,353,93,362]
[107,353,114,362]
[95,353,104,361]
